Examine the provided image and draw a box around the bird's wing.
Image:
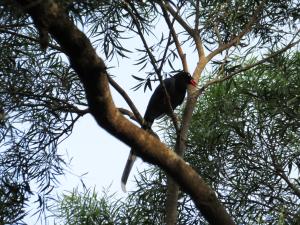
[121,150,137,192]
[144,77,176,122]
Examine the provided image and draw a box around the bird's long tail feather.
[121,150,137,192]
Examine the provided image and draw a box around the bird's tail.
[121,150,137,192]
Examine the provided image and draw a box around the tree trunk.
[165,59,208,224]
[166,176,179,225]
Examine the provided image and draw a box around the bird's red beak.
[189,79,197,87]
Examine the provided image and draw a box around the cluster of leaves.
[164,51,300,224]
[60,0,159,61]
[0,177,30,223]
[0,2,88,223]
[196,0,300,48]
[54,169,169,225]
[54,186,121,225]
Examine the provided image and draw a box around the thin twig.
[0,28,63,52]
[118,107,138,122]
[194,0,200,32]
[158,30,173,73]
[0,90,88,115]
[0,23,31,29]
[108,75,143,124]
[125,1,180,132]
[159,2,188,71]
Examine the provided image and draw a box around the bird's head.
[176,71,197,87]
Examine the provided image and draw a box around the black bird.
[121,71,196,192]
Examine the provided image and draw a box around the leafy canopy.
[0,0,299,223]
[55,52,300,225]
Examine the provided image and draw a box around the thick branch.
[13,1,235,224]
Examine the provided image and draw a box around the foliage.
[54,170,168,225]
[0,1,87,223]
[0,0,299,223]
[54,52,300,225]
[55,186,122,225]
[164,51,300,224]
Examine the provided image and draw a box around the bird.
[121,71,197,192]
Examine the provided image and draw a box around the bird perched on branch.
[121,71,197,192]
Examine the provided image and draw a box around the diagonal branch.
[118,108,138,122]
[277,168,300,198]
[13,1,235,224]
[160,0,194,36]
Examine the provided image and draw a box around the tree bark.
[12,1,236,225]
[166,55,208,224]
[166,176,179,225]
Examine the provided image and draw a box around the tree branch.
[206,1,266,61]
[197,39,300,97]
[0,28,63,52]
[159,2,207,223]
[277,169,300,198]
[194,0,200,32]
[160,0,194,36]
[159,2,188,72]
[118,107,138,122]
[12,1,235,224]
[108,76,143,125]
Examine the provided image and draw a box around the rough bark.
[166,176,179,225]
[12,1,235,224]
[166,54,208,224]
